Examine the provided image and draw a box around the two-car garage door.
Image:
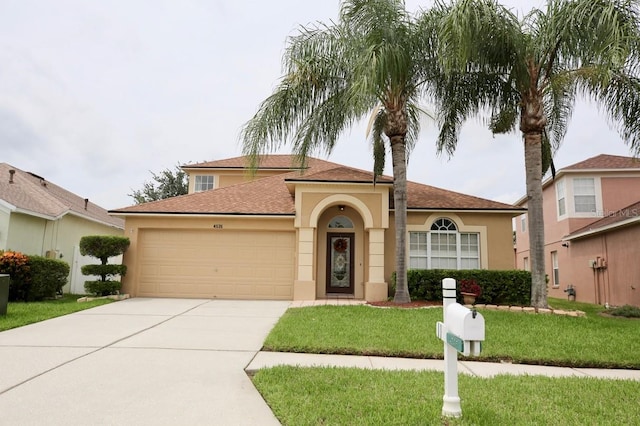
[136,229,295,299]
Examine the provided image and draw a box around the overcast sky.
[0,0,634,210]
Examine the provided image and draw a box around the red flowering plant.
[459,279,482,297]
[0,250,31,301]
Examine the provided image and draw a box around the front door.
[326,233,355,294]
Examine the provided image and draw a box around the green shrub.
[80,235,130,296]
[27,256,69,301]
[81,264,127,279]
[0,250,31,301]
[397,269,531,306]
[84,280,121,296]
[606,305,640,318]
[79,236,130,263]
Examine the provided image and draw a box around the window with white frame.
[409,218,479,270]
[551,251,559,286]
[556,180,566,216]
[194,175,214,192]
[573,178,596,213]
[523,257,529,271]
[520,215,526,232]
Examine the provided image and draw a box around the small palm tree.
[433,0,640,308]
[241,0,442,303]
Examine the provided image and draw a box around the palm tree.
[241,0,442,303]
[433,0,640,307]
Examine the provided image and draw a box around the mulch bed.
[367,300,442,309]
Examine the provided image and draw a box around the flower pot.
[461,292,476,305]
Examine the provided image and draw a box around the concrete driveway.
[0,298,290,425]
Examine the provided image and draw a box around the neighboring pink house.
[514,154,640,307]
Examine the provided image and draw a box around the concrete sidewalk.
[0,298,290,425]
[247,351,640,381]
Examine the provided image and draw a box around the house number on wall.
[213,224,223,229]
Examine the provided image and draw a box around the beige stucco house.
[111,155,523,301]
[514,154,640,307]
[0,163,124,293]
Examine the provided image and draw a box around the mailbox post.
[436,278,485,418]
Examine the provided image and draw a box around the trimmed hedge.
[0,251,68,301]
[81,264,127,278]
[80,235,130,296]
[399,269,531,306]
[84,280,122,296]
[27,256,69,300]
[79,236,130,263]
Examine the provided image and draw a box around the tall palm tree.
[433,0,640,307]
[241,0,441,303]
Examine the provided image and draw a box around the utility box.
[0,274,9,316]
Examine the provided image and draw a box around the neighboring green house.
[0,163,124,293]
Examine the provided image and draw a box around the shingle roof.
[407,181,517,210]
[111,155,522,215]
[566,199,640,239]
[561,154,640,171]
[0,163,124,228]
[183,155,329,169]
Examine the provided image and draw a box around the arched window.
[328,216,354,229]
[409,218,479,270]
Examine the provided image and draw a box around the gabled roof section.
[112,155,523,215]
[407,181,521,210]
[565,199,640,240]
[183,155,337,170]
[562,154,640,171]
[111,173,296,215]
[0,163,124,228]
[285,166,393,184]
[515,153,640,206]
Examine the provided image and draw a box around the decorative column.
[294,227,316,300]
[365,228,387,301]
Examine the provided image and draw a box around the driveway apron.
[0,298,290,425]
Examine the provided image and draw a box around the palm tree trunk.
[523,132,548,308]
[390,137,410,304]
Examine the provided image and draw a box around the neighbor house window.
[573,178,595,213]
[523,257,529,271]
[551,251,559,287]
[520,215,526,232]
[194,175,214,192]
[409,218,479,270]
[556,180,566,216]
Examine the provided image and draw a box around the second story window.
[573,178,595,213]
[556,180,566,216]
[194,175,214,192]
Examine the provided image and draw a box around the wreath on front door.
[333,238,348,253]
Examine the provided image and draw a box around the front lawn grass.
[262,298,640,368]
[253,366,640,425]
[0,294,113,332]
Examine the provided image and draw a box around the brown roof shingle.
[0,163,123,228]
[111,155,521,215]
[562,154,640,171]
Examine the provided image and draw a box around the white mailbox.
[439,302,485,357]
[446,303,485,342]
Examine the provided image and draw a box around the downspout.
[604,235,611,307]
[41,220,49,256]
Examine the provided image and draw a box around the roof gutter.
[108,211,295,218]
